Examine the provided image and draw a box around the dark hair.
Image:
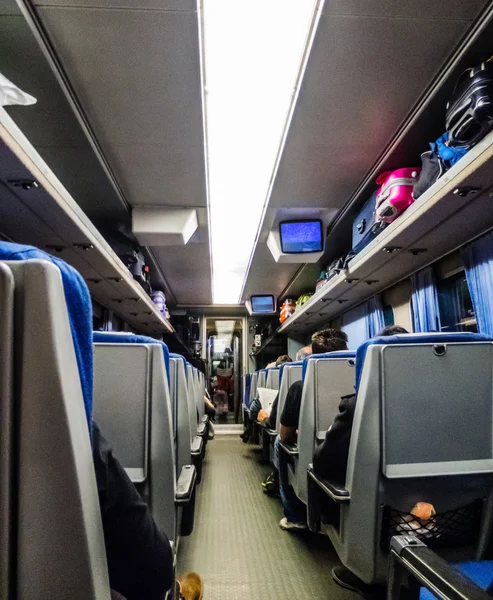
[311,328,348,353]
[275,355,292,366]
[377,325,409,337]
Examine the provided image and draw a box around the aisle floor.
[178,436,357,599]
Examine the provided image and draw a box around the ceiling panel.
[0,7,211,305]
[243,4,487,303]
[241,244,306,299]
[269,13,473,209]
[0,14,127,222]
[152,244,212,305]
[34,0,195,9]
[322,0,487,20]
[36,6,207,208]
[0,0,20,15]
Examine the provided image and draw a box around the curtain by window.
[411,266,441,332]
[366,295,385,338]
[463,231,493,336]
[342,303,368,350]
[342,296,385,349]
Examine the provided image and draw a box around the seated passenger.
[256,355,293,423]
[278,329,349,531]
[241,355,293,441]
[312,325,408,483]
[204,391,216,439]
[93,422,203,600]
[311,325,408,596]
[1,241,201,599]
[261,347,311,494]
[280,330,349,445]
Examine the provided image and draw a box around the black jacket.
[93,423,174,600]
[312,393,356,484]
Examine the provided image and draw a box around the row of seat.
[92,331,208,543]
[0,248,207,599]
[245,333,493,588]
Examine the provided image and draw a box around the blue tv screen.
[251,295,275,314]
[279,220,323,254]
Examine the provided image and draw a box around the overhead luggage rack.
[271,126,493,337]
[0,106,188,349]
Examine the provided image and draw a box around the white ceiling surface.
[241,0,488,303]
[30,0,212,304]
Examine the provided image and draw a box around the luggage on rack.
[446,58,493,148]
[279,298,296,323]
[317,251,356,290]
[413,133,468,200]
[375,167,420,223]
[352,191,387,254]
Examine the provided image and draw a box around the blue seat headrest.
[302,351,356,379]
[355,332,493,391]
[279,361,302,383]
[93,331,170,386]
[0,242,93,429]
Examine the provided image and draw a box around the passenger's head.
[295,346,312,361]
[311,328,348,354]
[376,325,409,337]
[275,354,293,367]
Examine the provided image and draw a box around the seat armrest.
[191,436,203,456]
[265,428,277,438]
[388,536,492,600]
[279,441,298,457]
[201,415,209,424]
[175,465,197,504]
[307,465,350,503]
[197,422,206,436]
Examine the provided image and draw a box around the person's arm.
[93,423,174,600]
[249,398,262,421]
[279,381,303,444]
[280,423,297,444]
[204,395,214,410]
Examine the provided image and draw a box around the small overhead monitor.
[279,219,323,254]
[250,294,276,314]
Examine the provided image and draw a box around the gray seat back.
[331,339,493,585]
[93,343,176,542]
[170,357,192,474]
[5,260,110,599]
[257,370,267,388]
[276,365,303,432]
[297,354,355,503]
[248,372,258,407]
[0,263,14,599]
[266,368,280,391]
[193,368,204,422]
[186,364,197,436]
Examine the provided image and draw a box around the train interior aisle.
[179,432,352,600]
[4,1,493,599]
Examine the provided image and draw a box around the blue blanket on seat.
[420,560,493,600]
[0,242,93,429]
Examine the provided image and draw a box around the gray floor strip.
[178,437,358,599]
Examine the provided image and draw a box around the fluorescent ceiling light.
[202,0,317,304]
